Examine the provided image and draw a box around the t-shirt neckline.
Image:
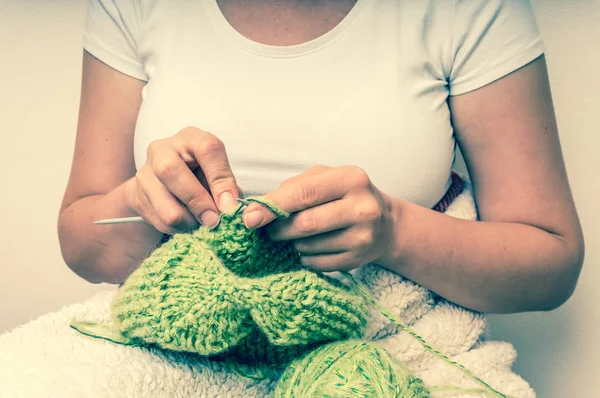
[203,0,370,58]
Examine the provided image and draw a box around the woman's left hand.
[242,165,399,271]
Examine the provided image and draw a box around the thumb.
[242,196,289,229]
[192,166,240,213]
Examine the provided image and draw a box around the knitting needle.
[236,198,251,206]
[93,198,251,225]
[94,216,146,225]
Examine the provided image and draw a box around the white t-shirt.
[83,0,544,208]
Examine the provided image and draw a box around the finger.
[267,198,353,241]
[278,165,331,189]
[300,251,363,272]
[151,147,220,227]
[128,178,173,234]
[243,167,351,229]
[192,165,247,203]
[135,188,181,235]
[135,168,175,232]
[254,165,331,229]
[292,228,352,255]
[185,129,240,212]
[139,168,202,231]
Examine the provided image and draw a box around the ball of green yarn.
[275,340,430,398]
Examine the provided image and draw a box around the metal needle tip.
[94,216,146,225]
[236,198,251,206]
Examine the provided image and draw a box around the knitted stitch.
[72,198,368,365]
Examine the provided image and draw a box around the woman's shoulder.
[83,0,154,81]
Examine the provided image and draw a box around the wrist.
[121,177,139,214]
[377,194,409,270]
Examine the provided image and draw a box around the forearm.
[379,199,584,314]
[57,178,164,284]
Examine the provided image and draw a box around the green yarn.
[72,195,512,398]
[72,197,368,365]
[199,198,296,277]
[275,340,430,398]
[341,272,509,398]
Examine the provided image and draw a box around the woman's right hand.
[125,127,241,234]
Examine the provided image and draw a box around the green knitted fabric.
[72,198,368,365]
[71,194,513,398]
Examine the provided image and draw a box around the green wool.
[275,340,430,398]
[72,198,368,365]
[72,196,511,398]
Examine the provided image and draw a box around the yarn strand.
[340,271,509,398]
[245,196,290,218]
[428,385,515,396]
[70,321,137,346]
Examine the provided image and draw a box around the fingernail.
[200,210,220,228]
[244,210,264,229]
[219,192,236,212]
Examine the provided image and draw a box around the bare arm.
[379,55,584,313]
[57,51,163,284]
[59,51,241,284]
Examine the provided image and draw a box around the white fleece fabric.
[0,179,536,398]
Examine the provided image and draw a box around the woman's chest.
[134,0,456,207]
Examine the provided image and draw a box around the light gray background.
[1,1,598,396]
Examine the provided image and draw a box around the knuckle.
[202,175,236,205]
[295,183,318,207]
[179,126,203,136]
[178,126,213,142]
[154,158,180,180]
[146,140,165,157]
[356,229,374,247]
[347,166,371,187]
[186,196,211,215]
[180,191,201,208]
[195,135,225,158]
[208,169,235,190]
[161,208,188,228]
[356,199,382,222]
[295,212,318,234]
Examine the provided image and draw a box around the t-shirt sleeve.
[448,0,544,96]
[83,0,148,81]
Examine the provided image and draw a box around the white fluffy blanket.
[0,180,536,398]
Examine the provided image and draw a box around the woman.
[48,1,586,395]
[58,1,583,329]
